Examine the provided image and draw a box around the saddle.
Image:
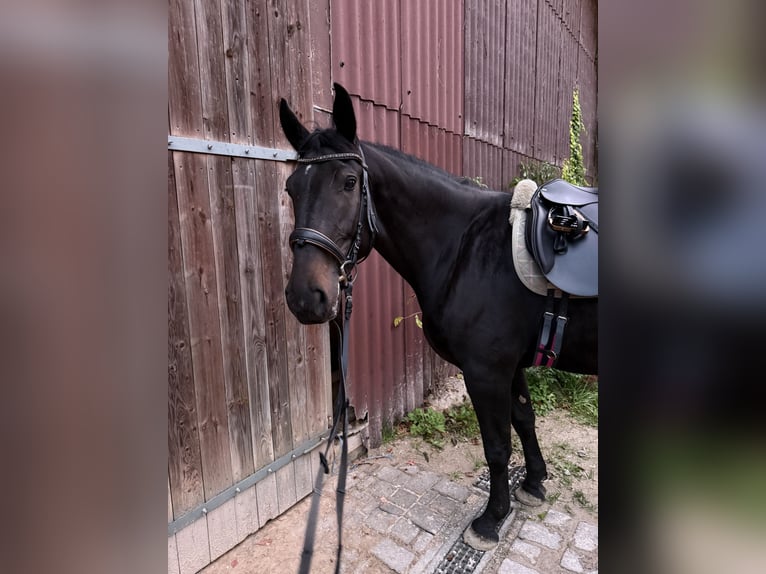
[526,179,598,297]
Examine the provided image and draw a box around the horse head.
[279,83,375,324]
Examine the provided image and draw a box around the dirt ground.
[201,376,598,574]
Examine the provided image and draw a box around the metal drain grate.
[431,466,527,574]
[473,464,526,493]
[434,540,485,574]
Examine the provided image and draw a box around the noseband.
[289,147,378,285]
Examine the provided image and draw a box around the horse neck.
[363,143,483,293]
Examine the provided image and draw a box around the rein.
[295,146,376,574]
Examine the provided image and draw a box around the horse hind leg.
[511,366,548,506]
[461,369,513,551]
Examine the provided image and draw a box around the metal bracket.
[167,419,369,537]
[168,135,298,161]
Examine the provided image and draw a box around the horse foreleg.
[511,366,548,506]
[462,372,513,551]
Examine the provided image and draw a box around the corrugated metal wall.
[330,0,597,446]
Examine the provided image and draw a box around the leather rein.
[294,146,377,574]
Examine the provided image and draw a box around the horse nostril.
[311,286,327,306]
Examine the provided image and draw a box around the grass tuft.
[526,367,598,426]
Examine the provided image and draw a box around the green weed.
[405,407,446,448]
[444,401,480,439]
[525,367,598,426]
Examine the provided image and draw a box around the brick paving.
[335,455,598,574]
[199,446,597,574]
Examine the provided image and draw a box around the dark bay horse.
[279,84,597,550]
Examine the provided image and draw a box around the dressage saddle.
[526,179,598,297]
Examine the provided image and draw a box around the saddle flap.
[525,180,599,297]
[539,178,598,206]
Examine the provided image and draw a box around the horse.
[279,83,597,551]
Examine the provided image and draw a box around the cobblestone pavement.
[202,446,598,574]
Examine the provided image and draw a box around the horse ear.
[279,98,310,150]
[332,83,357,143]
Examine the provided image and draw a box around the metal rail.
[168,135,298,161]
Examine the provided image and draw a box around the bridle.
[289,147,379,287]
[292,145,378,574]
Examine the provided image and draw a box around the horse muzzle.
[284,281,339,324]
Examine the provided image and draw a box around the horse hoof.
[463,526,498,551]
[514,487,545,507]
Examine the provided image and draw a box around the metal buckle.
[339,260,358,287]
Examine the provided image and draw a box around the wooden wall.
[168,1,333,572]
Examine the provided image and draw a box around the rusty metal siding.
[577,55,597,179]
[401,115,464,176]
[464,0,507,147]
[578,0,597,61]
[463,138,505,191]
[562,0,582,37]
[400,0,464,133]
[533,0,562,165]
[331,0,401,110]
[503,0,538,157]
[556,32,580,163]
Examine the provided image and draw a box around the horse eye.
[344,175,357,190]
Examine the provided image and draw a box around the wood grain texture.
[255,160,293,459]
[168,534,180,574]
[209,153,254,482]
[221,0,253,145]
[234,484,260,543]
[207,497,238,561]
[276,463,298,514]
[168,0,202,136]
[232,157,274,468]
[173,148,233,499]
[305,323,331,438]
[176,515,210,574]
[255,472,279,524]
[168,152,205,515]
[246,0,277,145]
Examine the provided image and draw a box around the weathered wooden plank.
[168,534,180,574]
[176,515,210,574]
[276,162,310,450]
[168,0,203,136]
[293,454,313,499]
[234,483,260,543]
[276,463,298,514]
[174,149,233,499]
[246,0,277,145]
[221,0,253,145]
[207,497,238,561]
[168,152,205,515]
[307,0,333,110]
[255,472,279,524]
[232,157,274,469]
[305,323,331,437]
[195,0,260,494]
[194,0,230,141]
[209,152,255,482]
[267,0,315,131]
[255,160,294,458]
